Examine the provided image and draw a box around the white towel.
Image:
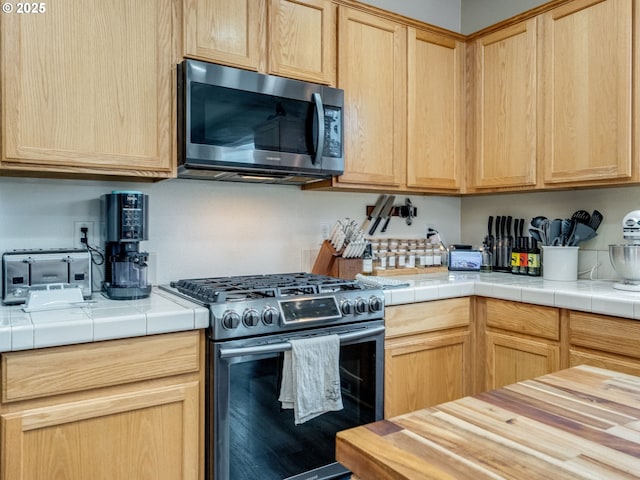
[279,334,343,425]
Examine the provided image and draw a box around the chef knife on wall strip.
[375,195,396,235]
[360,194,387,233]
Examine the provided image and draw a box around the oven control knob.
[262,306,280,325]
[340,299,354,315]
[354,297,367,314]
[221,310,241,330]
[243,309,260,327]
[368,296,383,313]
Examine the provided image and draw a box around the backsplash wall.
[460,186,640,281]
[0,177,461,289]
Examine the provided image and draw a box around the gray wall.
[461,0,549,34]
[361,0,461,32]
[361,0,550,34]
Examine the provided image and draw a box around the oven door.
[209,320,384,480]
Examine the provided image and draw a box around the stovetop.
[160,273,384,340]
[169,272,365,303]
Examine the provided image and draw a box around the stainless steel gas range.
[161,273,385,480]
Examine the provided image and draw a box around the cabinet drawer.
[2,331,201,403]
[385,297,470,338]
[570,349,640,377]
[485,298,559,340]
[569,312,640,359]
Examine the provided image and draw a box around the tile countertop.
[3,273,639,354]
[0,287,209,353]
[381,271,640,320]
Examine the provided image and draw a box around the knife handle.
[368,217,382,236]
[380,217,391,233]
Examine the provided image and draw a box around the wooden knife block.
[312,240,362,279]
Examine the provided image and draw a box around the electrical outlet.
[73,221,94,249]
[320,223,330,240]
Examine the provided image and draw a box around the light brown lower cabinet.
[384,297,474,418]
[387,297,640,414]
[0,330,204,480]
[480,298,561,390]
[569,311,640,376]
[485,331,560,390]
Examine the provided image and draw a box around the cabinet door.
[1,383,200,480]
[269,0,336,85]
[570,349,640,377]
[336,7,406,187]
[1,0,175,177]
[183,0,266,71]
[541,0,634,184]
[469,19,537,189]
[407,28,464,191]
[385,331,472,418]
[485,332,559,390]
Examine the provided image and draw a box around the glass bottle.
[528,240,541,276]
[362,243,373,276]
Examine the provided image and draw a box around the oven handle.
[218,325,384,359]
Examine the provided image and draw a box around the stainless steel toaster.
[2,249,92,305]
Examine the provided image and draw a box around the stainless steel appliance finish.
[102,191,151,300]
[2,248,92,305]
[160,273,385,480]
[177,60,344,185]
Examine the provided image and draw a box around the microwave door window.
[190,83,314,157]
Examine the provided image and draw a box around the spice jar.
[425,246,434,267]
[397,248,407,268]
[376,250,387,271]
[407,249,417,268]
[387,249,397,269]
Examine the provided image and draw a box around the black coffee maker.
[102,191,151,300]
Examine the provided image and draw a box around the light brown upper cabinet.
[0,0,176,178]
[468,19,538,191]
[314,6,407,189]
[183,0,336,85]
[183,0,267,72]
[406,28,465,192]
[269,0,336,84]
[540,0,638,186]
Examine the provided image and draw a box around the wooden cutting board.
[336,365,640,479]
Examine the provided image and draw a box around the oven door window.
[189,83,342,159]
[191,83,316,155]
[227,341,377,479]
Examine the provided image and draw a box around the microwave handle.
[218,325,384,359]
[312,92,324,164]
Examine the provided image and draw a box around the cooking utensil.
[375,195,396,234]
[571,210,591,224]
[531,216,547,228]
[486,216,494,252]
[589,210,604,231]
[529,228,542,244]
[558,218,577,246]
[360,194,387,233]
[494,216,502,268]
[570,222,597,245]
[549,219,562,244]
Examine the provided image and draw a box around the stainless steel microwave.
[177,60,344,185]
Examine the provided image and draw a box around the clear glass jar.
[425,246,434,267]
[387,249,397,269]
[397,248,407,268]
[417,249,426,268]
[433,246,442,266]
[377,250,387,270]
[407,249,417,268]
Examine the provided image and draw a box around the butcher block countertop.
[336,365,640,479]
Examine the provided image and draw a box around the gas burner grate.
[171,273,364,304]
